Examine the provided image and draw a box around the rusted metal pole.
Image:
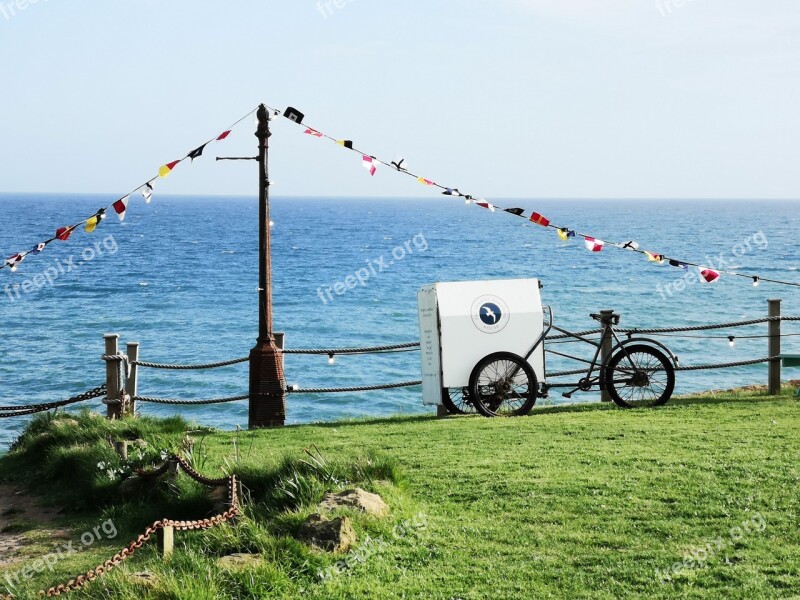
[768,299,782,395]
[600,310,614,402]
[249,104,286,428]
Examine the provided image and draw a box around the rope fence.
[2,309,798,417]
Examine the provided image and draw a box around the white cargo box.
[417,279,546,406]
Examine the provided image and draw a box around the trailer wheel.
[469,352,537,417]
[442,387,477,414]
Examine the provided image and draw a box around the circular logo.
[471,295,510,334]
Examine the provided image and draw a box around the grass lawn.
[1,388,799,599]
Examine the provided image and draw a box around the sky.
[0,0,798,200]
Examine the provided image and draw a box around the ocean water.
[0,195,798,448]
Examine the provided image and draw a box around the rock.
[319,488,389,517]
[129,571,158,588]
[217,553,263,570]
[132,439,149,449]
[119,476,149,496]
[297,513,356,553]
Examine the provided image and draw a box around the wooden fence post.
[126,342,140,416]
[157,525,174,559]
[600,310,614,402]
[768,299,782,395]
[104,334,122,420]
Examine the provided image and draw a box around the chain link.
[0,385,107,417]
[1,456,240,599]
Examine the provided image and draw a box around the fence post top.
[103,333,120,339]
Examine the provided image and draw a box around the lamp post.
[248,104,286,428]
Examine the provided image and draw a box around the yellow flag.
[84,216,99,233]
[557,229,569,241]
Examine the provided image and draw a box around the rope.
[284,342,420,355]
[133,394,248,405]
[0,385,107,417]
[290,381,422,394]
[619,316,800,335]
[131,357,249,370]
[546,357,777,378]
[674,357,775,372]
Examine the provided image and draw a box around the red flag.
[530,212,550,227]
[304,128,323,137]
[113,196,130,222]
[217,130,231,141]
[584,237,604,252]
[56,226,74,241]
[699,268,720,283]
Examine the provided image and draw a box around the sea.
[0,195,798,449]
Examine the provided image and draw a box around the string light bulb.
[728,336,736,348]
[753,276,760,287]
[327,353,336,365]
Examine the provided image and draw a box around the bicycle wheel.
[468,352,537,417]
[441,387,477,415]
[604,344,675,408]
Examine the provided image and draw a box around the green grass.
[1,389,800,599]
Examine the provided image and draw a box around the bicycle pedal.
[562,392,572,399]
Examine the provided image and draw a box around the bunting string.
[0,108,258,273]
[3,102,799,290]
[276,104,800,289]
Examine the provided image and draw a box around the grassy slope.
[2,390,800,599]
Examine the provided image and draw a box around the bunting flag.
[645,251,664,264]
[475,201,496,212]
[530,213,550,227]
[584,237,604,252]
[336,140,354,149]
[304,128,323,138]
[621,241,640,251]
[188,144,207,161]
[557,228,576,241]
[699,268,720,283]
[504,208,525,216]
[56,226,74,241]
[5,254,23,270]
[443,188,461,196]
[158,160,181,178]
[113,196,130,221]
[84,215,100,233]
[391,159,407,171]
[283,107,305,124]
[362,156,378,176]
[141,183,154,203]
[0,106,260,273]
[669,259,689,271]
[418,177,435,186]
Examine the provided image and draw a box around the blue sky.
[0,0,798,199]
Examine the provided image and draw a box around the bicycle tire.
[604,344,675,408]
[468,352,537,417]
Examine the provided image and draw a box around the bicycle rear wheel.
[604,344,675,408]
[469,352,537,417]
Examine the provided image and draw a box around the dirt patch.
[0,485,59,566]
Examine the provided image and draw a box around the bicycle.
[465,308,677,417]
